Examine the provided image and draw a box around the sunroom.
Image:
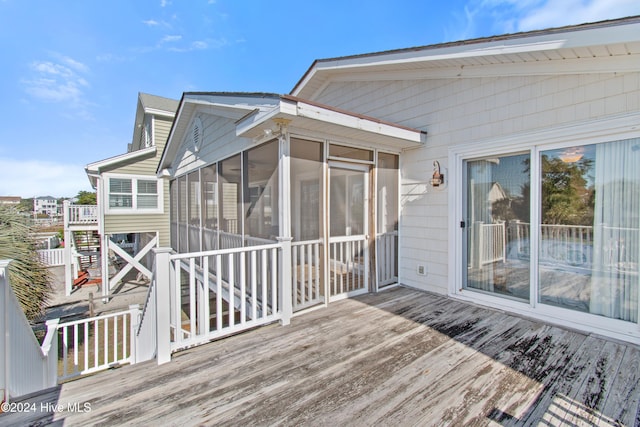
[154,93,424,351]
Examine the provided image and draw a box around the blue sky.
[1,0,639,198]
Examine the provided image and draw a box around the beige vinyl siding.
[101,117,174,247]
[313,71,640,295]
[104,178,171,247]
[152,117,172,153]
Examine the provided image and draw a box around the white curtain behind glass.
[591,138,640,322]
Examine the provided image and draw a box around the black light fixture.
[431,160,444,187]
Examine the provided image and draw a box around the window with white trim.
[137,179,158,208]
[109,178,133,208]
[106,175,162,213]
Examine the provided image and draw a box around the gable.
[292,16,640,100]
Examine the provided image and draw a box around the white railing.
[377,231,397,287]
[504,222,638,270]
[56,307,139,381]
[1,260,58,401]
[540,224,593,266]
[328,235,368,298]
[479,222,506,266]
[220,230,244,249]
[65,203,98,225]
[292,239,323,311]
[37,248,65,266]
[509,222,595,266]
[35,234,61,250]
[165,242,286,353]
[134,280,157,364]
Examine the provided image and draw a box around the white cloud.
[166,38,228,52]
[21,55,91,118]
[160,0,171,7]
[161,34,182,43]
[58,55,90,73]
[515,0,640,31]
[0,158,93,198]
[143,19,160,26]
[96,53,126,63]
[453,0,640,40]
[191,40,208,50]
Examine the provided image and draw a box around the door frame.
[448,116,640,343]
[326,160,371,302]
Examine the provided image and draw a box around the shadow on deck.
[3,286,640,426]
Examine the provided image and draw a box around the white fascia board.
[144,107,175,119]
[86,146,156,173]
[86,172,100,189]
[315,22,640,72]
[235,101,295,136]
[183,97,259,115]
[237,98,422,143]
[327,53,640,82]
[317,40,568,73]
[294,101,423,143]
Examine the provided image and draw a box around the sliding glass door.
[461,137,640,325]
[463,153,531,301]
[539,139,639,322]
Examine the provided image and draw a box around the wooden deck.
[4,286,640,426]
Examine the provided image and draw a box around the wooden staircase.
[72,230,102,288]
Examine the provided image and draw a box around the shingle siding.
[314,71,640,294]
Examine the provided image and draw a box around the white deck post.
[278,237,293,326]
[276,121,293,326]
[1,260,10,403]
[128,304,140,364]
[101,233,110,301]
[63,200,73,296]
[154,248,172,365]
[43,319,60,387]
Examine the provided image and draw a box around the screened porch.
[168,135,401,322]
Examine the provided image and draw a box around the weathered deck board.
[2,286,640,426]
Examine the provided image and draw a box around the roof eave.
[237,96,425,150]
[291,16,640,97]
[86,146,157,174]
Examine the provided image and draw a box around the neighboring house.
[0,196,21,206]
[63,93,178,296]
[157,16,640,346]
[34,196,59,218]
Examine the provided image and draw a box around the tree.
[76,190,97,205]
[18,197,33,213]
[0,205,51,321]
[541,155,594,225]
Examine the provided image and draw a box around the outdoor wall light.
[431,160,444,187]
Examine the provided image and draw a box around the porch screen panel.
[202,164,218,252]
[291,138,323,241]
[291,138,324,311]
[170,179,178,250]
[244,139,278,244]
[540,139,640,322]
[377,153,399,287]
[465,153,530,301]
[219,154,242,249]
[178,175,188,253]
[188,171,201,253]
